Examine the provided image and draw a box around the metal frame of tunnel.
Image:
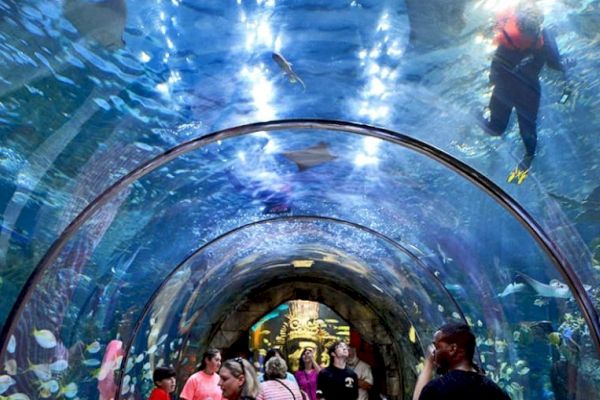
[1,118,599,363]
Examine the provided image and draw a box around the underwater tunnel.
[1,1,600,399]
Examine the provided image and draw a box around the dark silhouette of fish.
[549,186,600,222]
[282,142,337,172]
[63,0,127,49]
[226,170,292,214]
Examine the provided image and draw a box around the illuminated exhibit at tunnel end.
[1,1,600,400]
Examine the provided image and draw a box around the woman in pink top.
[293,348,320,400]
[181,348,223,400]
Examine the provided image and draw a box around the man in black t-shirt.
[412,323,511,400]
[316,341,359,400]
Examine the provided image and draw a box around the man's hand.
[412,345,436,400]
[358,378,373,390]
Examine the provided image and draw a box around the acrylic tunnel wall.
[1,1,600,400]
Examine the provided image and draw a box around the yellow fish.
[86,341,101,354]
[4,360,17,376]
[27,362,51,381]
[32,329,57,349]
[59,382,78,399]
[409,326,417,344]
[2,393,31,400]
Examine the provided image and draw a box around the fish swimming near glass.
[517,272,591,299]
[282,142,337,172]
[272,52,306,90]
[549,185,600,222]
[497,281,527,297]
[63,0,127,49]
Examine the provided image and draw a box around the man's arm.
[543,28,568,73]
[412,345,435,400]
[358,363,373,391]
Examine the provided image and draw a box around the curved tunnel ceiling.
[2,121,600,400]
[1,1,600,399]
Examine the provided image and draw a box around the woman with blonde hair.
[219,357,260,400]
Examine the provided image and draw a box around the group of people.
[148,323,511,400]
[148,349,257,400]
[147,341,374,400]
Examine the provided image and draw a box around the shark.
[272,52,306,90]
[282,142,337,172]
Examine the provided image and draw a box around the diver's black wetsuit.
[487,28,564,170]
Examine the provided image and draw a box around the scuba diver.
[480,3,572,184]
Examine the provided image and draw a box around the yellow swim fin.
[507,167,519,183]
[516,168,529,184]
[507,166,529,184]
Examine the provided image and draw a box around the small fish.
[156,334,168,346]
[146,344,157,355]
[4,359,17,376]
[7,336,16,354]
[59,382,78,398]
[520,320,554,335]
[33,329,57,349]
[2,393,31,400]
[120,383,131,395]
[497,282,527,297]
[135,354,144,363]
[125,357,134,373]
[27,362,51,381]
[272,52,306,90]
[548,332,561,346]
[517,367,530,375]
[49,359,69,373]
[0,374,16,394]
[436,243,453,264]
[142,362,151,370]
[533,297,550,307]
[86,341,101,354]
[82,359,101,367]
[39,380,60,394]
[408,326,417,343]
[90,367,101,379]
[39,386,52,399]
